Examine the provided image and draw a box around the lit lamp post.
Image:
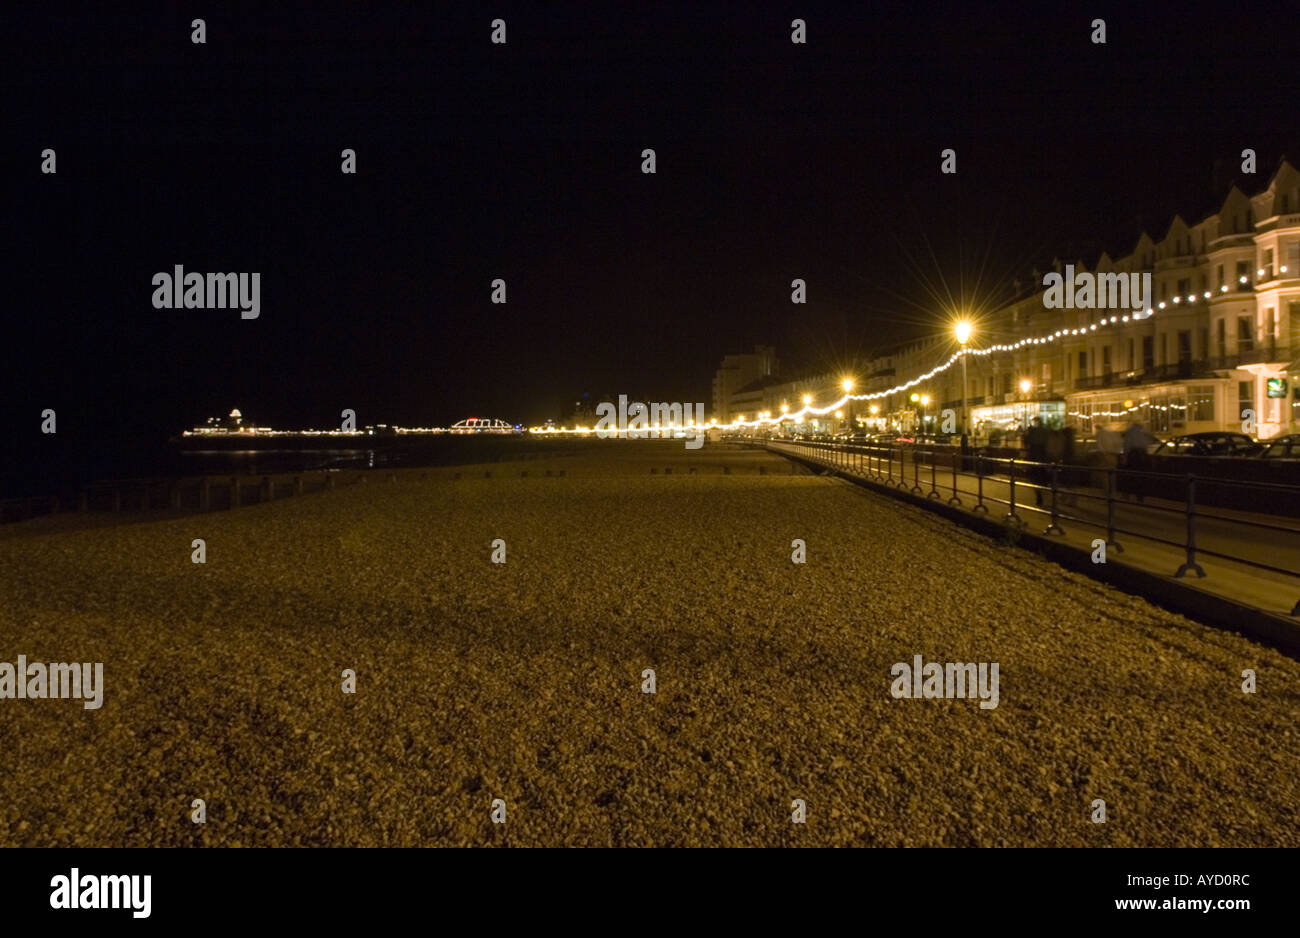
[954,319,973,442]
[842,377,855,436]
[1019,378,1032,437]
[920,393,930,436]
[869,403,880,433]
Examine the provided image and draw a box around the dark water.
[3,436,584,499]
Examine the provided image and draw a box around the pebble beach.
[0,442,1296,847]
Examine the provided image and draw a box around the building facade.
[857,160,1300,441]
[711,346,777,423]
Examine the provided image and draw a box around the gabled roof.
[1264,157,1297,191]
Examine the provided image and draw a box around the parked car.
[1258,434,1300,460]
[1151,432,1263,456]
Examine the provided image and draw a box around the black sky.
[6,1,1296,466]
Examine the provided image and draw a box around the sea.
[3,434,579,500]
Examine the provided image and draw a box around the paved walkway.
[773,442,1300,624]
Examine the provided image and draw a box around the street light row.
[533,318,1053,434]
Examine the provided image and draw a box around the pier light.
[835,410,844,419]
[780,402,789,413]
[1240,275,1248,283]
[869,404,880,415]
[802,393,813,406]
[920,394,930,406]
[842,377,855,392]
[910,392,919,403]
[1019,378,1032,394]
[954,319,973,345]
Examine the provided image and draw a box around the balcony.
[1254,213,1300,234]
[1074,360,1233,390]
[1155,254,1197,271]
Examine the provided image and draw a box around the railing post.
[972,451,988,514]
[1174,474,1206,578]
[1004,458,1023,526]
[1044,463,1065,535]
[910,444,923,494]
[886,445,894,485]
[927,446,940,500]
[1105,468,1123,552]
[947,447,962,506]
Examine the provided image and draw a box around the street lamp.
[842,377,855,435]
[954,319,974,441]
[920,393,930,436]
[1018,378,1032,436]
[802,393,812,406]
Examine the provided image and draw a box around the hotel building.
[871,160,1300,440]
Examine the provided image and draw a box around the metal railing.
[761,437,1300,616]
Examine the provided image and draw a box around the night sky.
[6,2,1296,477]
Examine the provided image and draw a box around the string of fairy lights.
[531,262,1294,436]
[530,302,1186,435]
